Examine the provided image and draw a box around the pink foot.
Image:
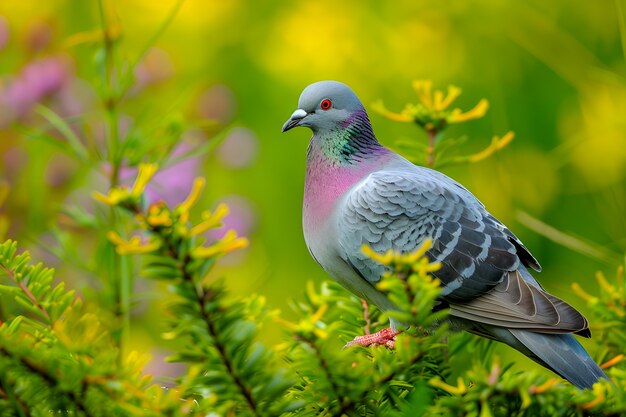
[344,328,401,349]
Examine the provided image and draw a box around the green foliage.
[2,224,626,415]
[572,266,626,360]
[0,240,156,416]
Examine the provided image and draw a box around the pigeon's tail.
[487,326,608,390]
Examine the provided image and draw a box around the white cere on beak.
[290,109,307,119]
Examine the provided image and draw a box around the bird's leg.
[344,327,401,349]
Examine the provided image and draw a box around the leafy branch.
[95,164,298,416]
[373,80,514,169]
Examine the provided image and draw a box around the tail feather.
[507,329,607,390]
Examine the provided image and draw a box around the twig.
[161,230,261,416]
[516,211,620,265]
[0,346,93,417]
[195,284,260,416]
[426,128,437,167]
[305,337,354,417]
[0,263,50,322]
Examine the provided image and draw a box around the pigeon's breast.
[302,152,394,269]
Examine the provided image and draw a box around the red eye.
[320,98,332,110]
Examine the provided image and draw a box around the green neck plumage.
[310,111,382,165]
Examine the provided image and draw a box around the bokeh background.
[1,0,625,380]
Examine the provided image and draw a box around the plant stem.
[158,229,261,416]
[426,128,437,167]
[122,0,185,94]
[98,0,130,358]
[196,286,261,416]
[305,338,353,417]
[0,346,94,417]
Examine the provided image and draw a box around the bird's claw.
[344,327,400,349]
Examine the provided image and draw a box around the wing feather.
[337,167,587,334]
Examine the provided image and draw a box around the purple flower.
[217,127,259,169]
[195,84,236,125]
[24,19,54,52]
[53,79,98,117]
[144,142,202,207]
[132,47,174,94]
[22,55,71,98]
[0,55,72,126]
[101,139,203,208]
[207,195,256,239]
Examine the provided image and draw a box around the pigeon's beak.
[282,109,308,133]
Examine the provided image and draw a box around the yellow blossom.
[274,304,329,339]
[92,187,130,206]
[479,400,492,417]
[190,203,229,236]
[310,303,328,323]
[107,231,161,255]
[370,100,413,122]
[361,239,440,273]
[306,280,323,306]
[434,85,462,111]
[131,163,159,198]
[145,202,173,227]
[571,282,598,303]
[467,132,515,163]
[595,271,615,294]
[412,258,442,276]
[92,163,158,207]
[529,378,557,394]
[361,245,395,265]
[192,229,249,259]
[176,177,206,214]
[600,354,624,369]
[63,24,122,48]
[429,376,467,395]
[403,239,433,263]
[582,383,606,410]
[519,386,532,409]
[374,80,490,131]
[447,98,489,123]
[413,80,433,109]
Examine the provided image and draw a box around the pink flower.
[195,84,236,125]
[207,195,256,239]
[101,140,203,208]
[0,55,72,126]
[144,142,201,207]
[132,47,174,94]
[217,127,259,169]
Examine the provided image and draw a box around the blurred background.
[0,0,625,381]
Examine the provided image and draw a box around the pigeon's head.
[282,81,366,134]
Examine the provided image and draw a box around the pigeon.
[282,80,608,390]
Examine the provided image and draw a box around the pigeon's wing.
[337,169,524,299]
[337,169,588,334]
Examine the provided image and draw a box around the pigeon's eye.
[320,99,332,110]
